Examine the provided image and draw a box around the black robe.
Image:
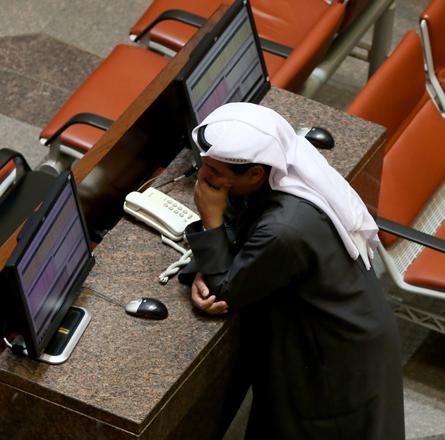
[179,187,405,439]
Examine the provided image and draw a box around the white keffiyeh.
[192,102,380,270]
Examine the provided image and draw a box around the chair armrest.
[134,8,292,58]
[259,38,292,58]
[43,113,113,146]
[420,19,445,117]
[134,9,206,42]
[0,148,30,172]
[376,216,445,253]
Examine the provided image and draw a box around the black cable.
[86,288,126,309]
[153,165,198,189]
[2,322,26,355]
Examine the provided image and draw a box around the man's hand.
[194,177,231,230]
[191,273,228,315]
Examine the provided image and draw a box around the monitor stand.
[14,306,91,365]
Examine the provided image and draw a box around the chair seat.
[404,221,445,292]
[251,0,342,48]
[270,3,344,91]
[262,51,284,78]
[40,44,169,154]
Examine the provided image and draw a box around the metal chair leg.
[368,1,396,78]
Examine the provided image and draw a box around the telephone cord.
[159,235,193,284]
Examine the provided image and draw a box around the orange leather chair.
[348,31,437,244]
[129,0,346,92]
[347,0,445,153]
[376,83,445,331]
[348,26,445,333]
[39,44,169,173]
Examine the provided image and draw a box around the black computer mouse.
[125,297,168,320]
[298,126,335,150]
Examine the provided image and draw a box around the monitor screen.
[4,171,94,358]
[177,0,270,150]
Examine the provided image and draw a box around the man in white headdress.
[178,103,404,439]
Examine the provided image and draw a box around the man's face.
[198,157,258,196]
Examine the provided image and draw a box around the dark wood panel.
[72,7,228,239]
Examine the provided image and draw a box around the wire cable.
[158,235,193,284]
[3,336,12,349]
[2,322,13,349]
[2,323,26,354]
[154,165,198,190]
[136,175,161,193]
[86,288,126,309]
[132,165,197,195]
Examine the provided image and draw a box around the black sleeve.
[185,219,310,310]
[178,219,235,286]
[177,257,200,286]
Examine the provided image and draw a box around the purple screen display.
[16,182,89,345]
[185,7,264,124]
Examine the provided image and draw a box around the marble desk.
[0,88,385,440]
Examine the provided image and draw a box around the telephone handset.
[123,187,200,241]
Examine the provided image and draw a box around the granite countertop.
[0,88,386,435]
[261,88,386,178]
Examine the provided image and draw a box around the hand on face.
[191,273,228,315]
[194,167,232,230]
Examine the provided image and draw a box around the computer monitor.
[176,0,270,159]
[2,170,94,359]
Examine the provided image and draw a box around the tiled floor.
[1,1,445,439]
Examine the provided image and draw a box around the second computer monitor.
[2,171,95,359]
[177,0,270,137]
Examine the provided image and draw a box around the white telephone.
[123,187,200,241]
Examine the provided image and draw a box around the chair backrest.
[130,0,343,49]
[270,1,345,91]
[251,0,343,48]
[129,0,345,93]
[378,96,445,247]
[347,31,427,154]
[375,34,445,247]
[348,30,445,247]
